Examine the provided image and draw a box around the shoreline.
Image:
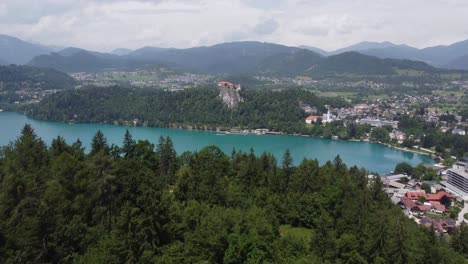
[380,142,434,158]
[13,111,435,161]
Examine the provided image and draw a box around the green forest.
[24,86,348,133]
[0,65,76,91]
[1,125,467,263]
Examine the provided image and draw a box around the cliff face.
[218,86,243,108]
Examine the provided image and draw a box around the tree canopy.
[0,125,466,263]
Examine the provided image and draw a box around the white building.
[322,105,336,124]
[445,164,468,197]
[452,128,466,136]
[359,118,398,129]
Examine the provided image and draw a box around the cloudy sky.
[1,0,468,52]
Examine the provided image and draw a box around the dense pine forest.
[23,86,348,134]
[1,125,467,263]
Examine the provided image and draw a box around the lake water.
[0,112,433,174]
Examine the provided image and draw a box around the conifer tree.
[90,130,110,156]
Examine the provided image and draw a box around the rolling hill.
[418,39,468,67]
[28,48,141,73]
[256,51,440,77]
[27,41,465,77]
[301,39,468,70]
[126,41,310,74]
[256,49,324,76]
[111,48,133,56]
[445,54,468,70]
[29,42,313,74]
[0,65,77,91]
[331,41,405,55]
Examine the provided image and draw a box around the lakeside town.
[377,157,468,234]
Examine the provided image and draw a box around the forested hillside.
[29,42,310,74]
[0,126,467,263]
[0,65,76,91]
[24,86,348,133]
[28,41,461,78]
[306,52,437,77]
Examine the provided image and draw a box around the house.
[388,181,406,189]
[405,191,426,200]
[425,191,455,204]
[432,184,446,193]
[452,128,466,136]
[353,104,369,113]
[389,130,406,143]
[431,203,446,214]
[218,81,234,87]
[407,180,422,190]
[400,196,431,216]
[217,81,241,90]
[359,118,398,129]
[384,174,408,181]
[428,115,439,123]
[420,217,456,233]
[405,190,455,205]
[305,115,321,124]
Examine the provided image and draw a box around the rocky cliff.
[218,85,243,108]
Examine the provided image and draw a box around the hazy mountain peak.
[111,48,133,56]
[0,34,52,65]
[58,47,89,56]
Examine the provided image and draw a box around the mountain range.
[29,42,455,77]
[301,40,468,69]
[1,34,468,74]
[0,35,56,65]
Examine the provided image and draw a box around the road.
[457,201,468,225]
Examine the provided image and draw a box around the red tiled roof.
[406,192,425,199]
[432,204,446,212]
[306,115,321,121]
[218,81,234,86]
[401,197,431,212]
[401,196,416,208]
[418,205,432,211]
[406,191,455,202]
[426,191,455,201]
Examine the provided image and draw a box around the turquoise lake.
[0,112,433,174]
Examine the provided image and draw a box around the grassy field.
[432,90,466,97]
[396,69,425,76]
[316,91,357,98]
[279,224,313,242]
[426,213,451,219]
[311,90,389,100]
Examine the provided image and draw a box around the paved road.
[457,202,468,225]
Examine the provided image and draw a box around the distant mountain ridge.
[446,54,468,70]
[30,41,313,74]
[302,40,468,69]
[28,41,458,78]
[0,32,460,73]
[111,48,133,56]
[2,34,468,70]
[0,35,52,65]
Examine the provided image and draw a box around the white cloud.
[0,0,467,51]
